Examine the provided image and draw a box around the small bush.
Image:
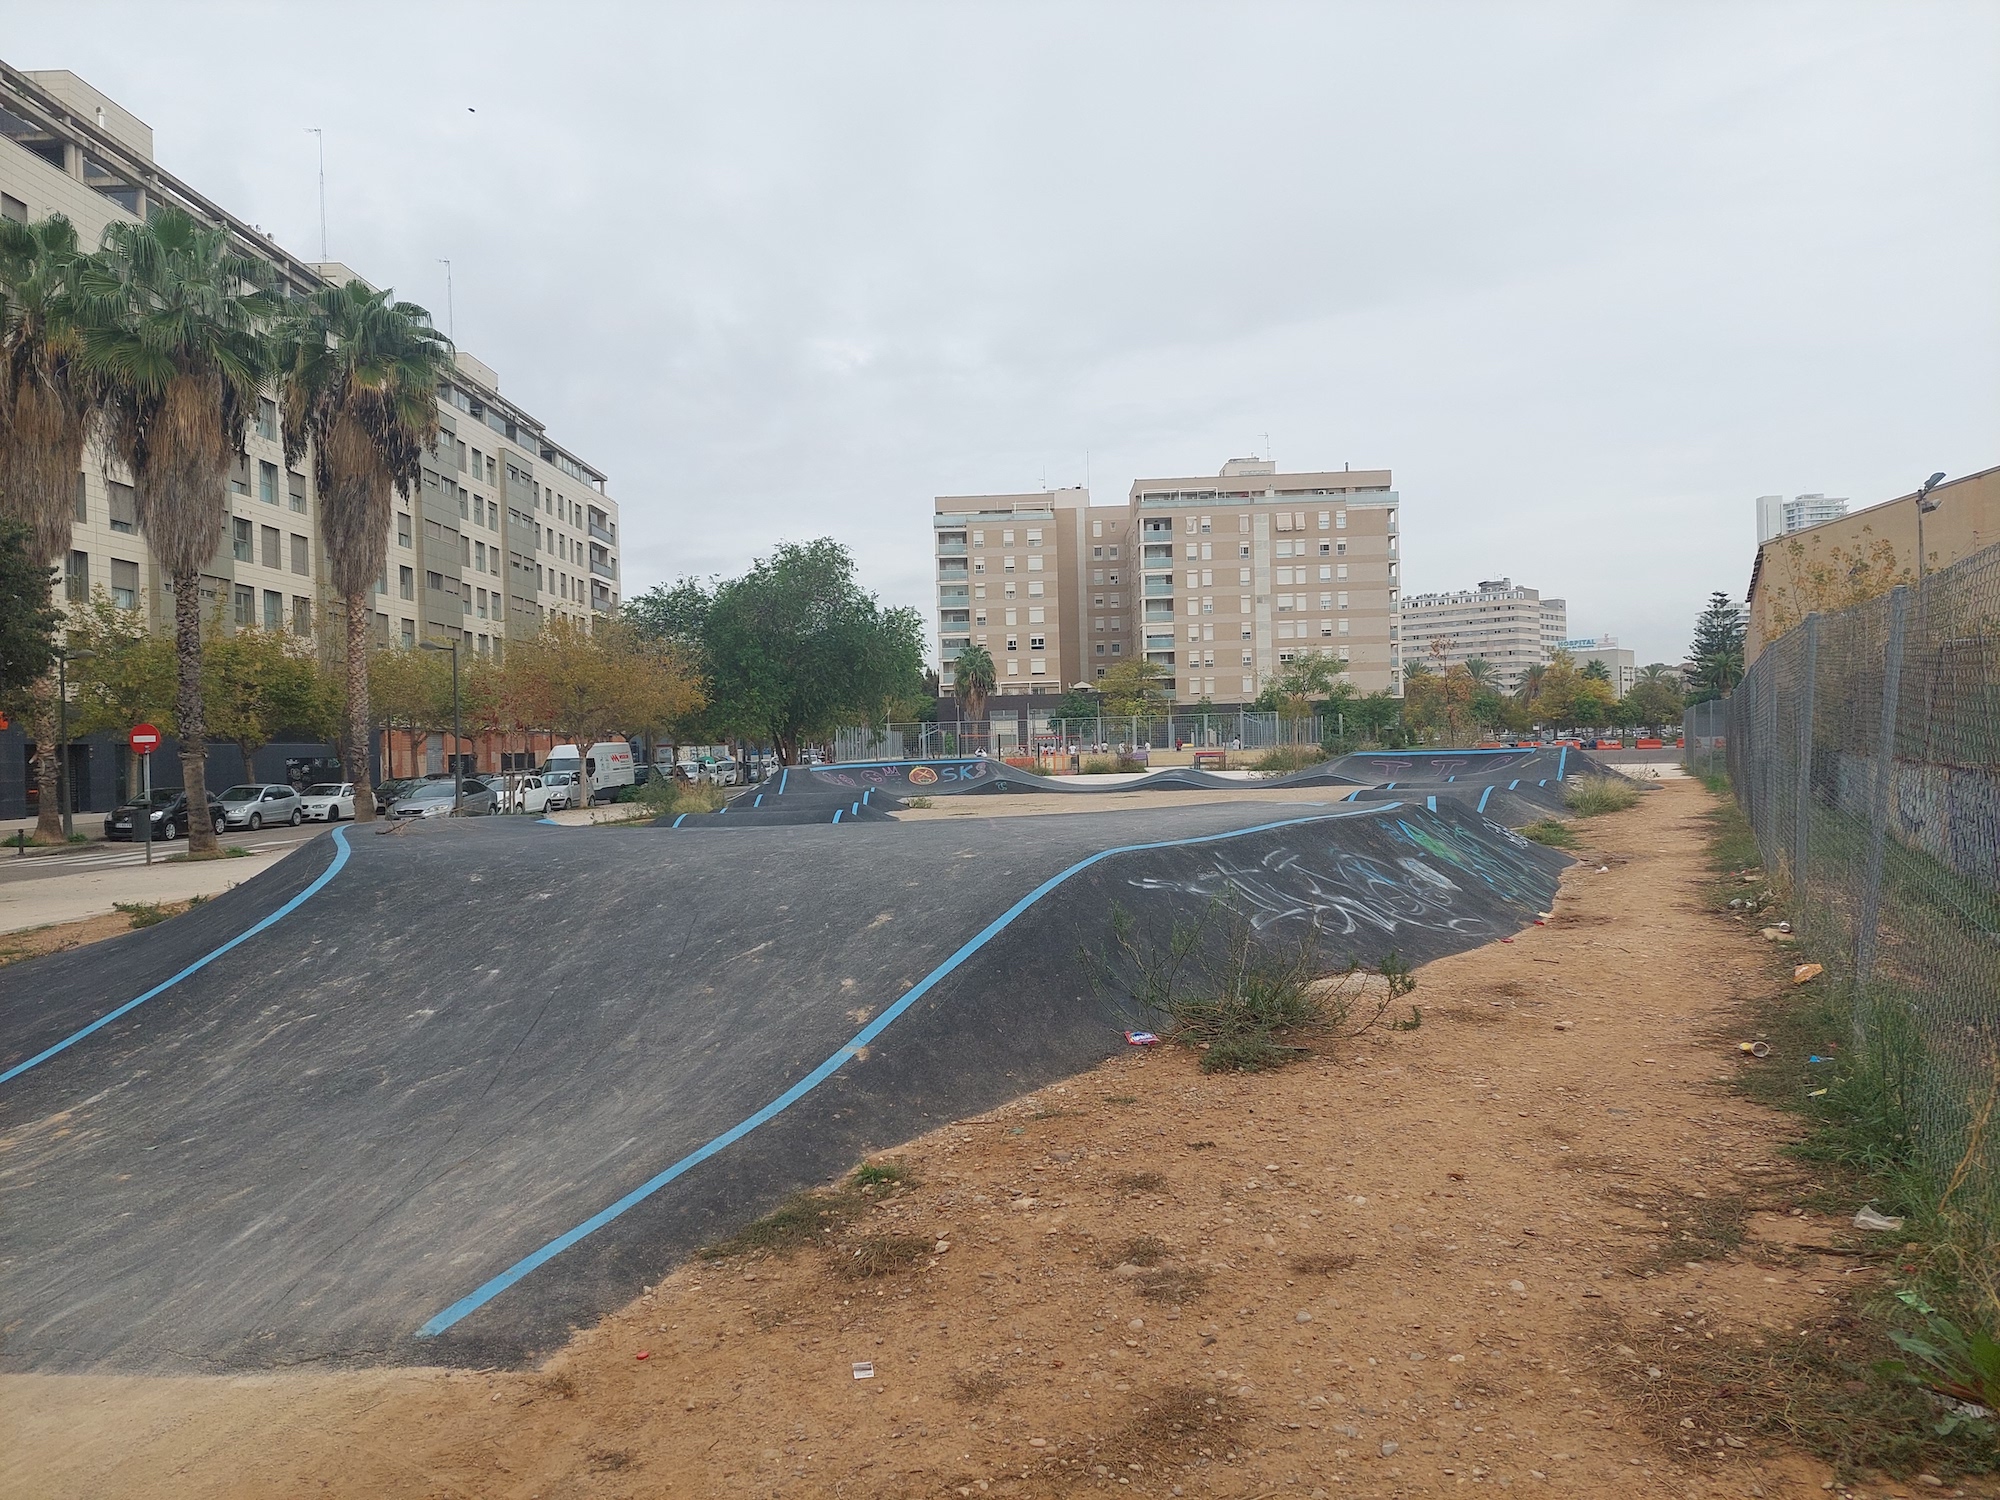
[1079,754,1147,775]
[1116,1234,1168,1267]
[1562,775,1641,817]
[707,1189,861,1257]
[1138,1267,1209,1303]
[1521,818,1577,847]
[1111,1170,1169,1193]
[114,901,168,929]
[1291,1250,1359,1275]
[903,795,933,809]
[834,1232,930,1280]
[950,1368,1008,1403]
[850,1161,909,1190]
[1252,742,1325,774]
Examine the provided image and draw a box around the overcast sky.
[12,2,1997,666]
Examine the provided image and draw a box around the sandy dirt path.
[6,781,1974,1500]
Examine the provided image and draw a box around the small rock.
[1028,1437,1047,1448]
[1380,1440,1400,1457]
[1114,1262,1143,1278]
[1554,1020,1573,1031]
[1128,1317,1145,1331]
[1915,1476,1943,1488]
[935,1240,951,1253]
[1296,1311,1313,1324]
[1508,1279,1526,1293]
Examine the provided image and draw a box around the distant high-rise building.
[933,460,1402,704]
[1396,578,1567,694]
[1755,493,1849,543]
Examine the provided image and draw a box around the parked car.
[472,774,510,806]
[103,788,225,842]
[298,783,356,822]
[514,774,572,814]
[374,778,421,808]
[387,779,497,818]
[216,783,305,830]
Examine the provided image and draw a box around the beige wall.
[1745,465,1999,663]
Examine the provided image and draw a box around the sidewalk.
[0,846,289,935]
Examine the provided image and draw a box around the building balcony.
[1142,602,1175,621]
[938,584,969,602]
[1144,634,1175,650]
[588,520,616,546]
[1141,520,1174,538]
[940,610,970,627]
[936,540,967,556]
[1145,651,1175,666]
[1142,577,1175,597]
[589,560,616,580]
[1142,545,1175,566]
[938,562,969,580]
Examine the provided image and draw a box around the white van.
[545,742,635,803]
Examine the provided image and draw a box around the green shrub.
[114,901,168,929]
[1562,775,1641,816]
[1078,754,1146,775]
[1252,743,1325,774]
[1521,818,1577,847]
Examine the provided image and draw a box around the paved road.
[0,799,1563,1376]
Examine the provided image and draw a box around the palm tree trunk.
[174,570,218,856]
[30,678,63,844]
[345,592,377,822]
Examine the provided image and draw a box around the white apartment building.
[1755,493,1849,544]
[1396,578,1567,694]
[935,460,1402,703]
[1,63,618,662]
[1558,636,1637,695]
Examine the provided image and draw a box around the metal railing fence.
[833,712,1333,765]
[1691,544,1999,1219]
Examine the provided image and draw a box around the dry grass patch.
[831,1232,930,1280]
[1112,1383,1253,1464]
[1290,1250,1360,1275]
[1110,1170,1168,1193]
[1137,1267,1210,1303]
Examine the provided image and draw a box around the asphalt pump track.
[0,795,1565,1376]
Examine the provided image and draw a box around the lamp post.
[420,637,462,813]
[1914,471,1947,583]
[55,647,95,840]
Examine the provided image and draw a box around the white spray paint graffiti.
[1126,843,1495,937]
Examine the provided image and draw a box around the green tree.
[63,589,180,798]
[203,625,338,776]
[1047,685,1101,731]
[951,643,996,728]
[1685,592,1746,705]
[77,207,273,854]
[1580,658,1612,682]
[1347,689,1403,746]
[0,518,60,698]
[1623,674,1684,729]
[1529,651,1583,729]
[1097,658,1170,721]
[1462,657,1496,687]
[504,617,704,798]
[1,214,94,842]
[273,279,451,821]
[368,645,452,779]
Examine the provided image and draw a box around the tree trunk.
[30,678,64,845]
[346,593,377,822]
[175,571,218,856]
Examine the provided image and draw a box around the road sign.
[129,723,161,753]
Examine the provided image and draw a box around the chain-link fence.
[1693,544,2000,1220]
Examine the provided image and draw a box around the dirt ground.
[5,781,1989,1500]
[0,898,204,966]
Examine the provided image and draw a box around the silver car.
[388,779,497,819]
[216,783,304,830]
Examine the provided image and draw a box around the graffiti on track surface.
[814,761,990,789]
[1357,751,1534,779]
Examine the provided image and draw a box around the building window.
[259,461,279,505]
[1110,642,1121,655]
[1335,510,1346,529]
[1026,528,1042,545]
[260,525,280,568]
[289,472,308,513]
[1093,546,1103,559]
[232,584,254,625]
[1030,657,1046,674]
[1029,634,1045,650]
[1006,658,1019,675]
[971,529,984,546]
[231,517,252,562]
[1095,642,1106,655]
[262,589,283,630]
[290,533,309,575]
[293,597,312,634]
[109,481,137,534]
[257,398,278,442]
[1092,519,1103,538]
[74,472,87,522]
[65,549,88,602]
[1,193,26,223]
[399,565,415,599]
[1338,591,1349,609]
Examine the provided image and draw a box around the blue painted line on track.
[671,814,688,828]
[1477,785,1494,814]
[1343,788,1363,801]
[851,802,860,816]
[414,801,1405,1339]
[831,809,842,824]
[1538,779,1547,787]
[1508,780,1520,790]
[0,828,353,1086]
[1557,747,1568,781]
[778,769,789,796]
[862,789,871,806]
[1446,776,1455,783]
[753,794,763,808]
[1426,795,1437,811]
[1384,782,1396,790]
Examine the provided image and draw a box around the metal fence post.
[1852,586,1910,1004]
[1790,614,1819,902]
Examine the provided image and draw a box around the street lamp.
[55,647,95,840]
[1914,471,1947,583]
[420,636,462,813]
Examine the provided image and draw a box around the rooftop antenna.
[437,259,454,339]
[305,128,326,260]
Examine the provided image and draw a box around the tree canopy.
[1685,592,1746,704]
[0,518,59,699]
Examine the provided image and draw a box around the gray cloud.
[13,0,1997,666]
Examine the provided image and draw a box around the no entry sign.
[129,723,161,753]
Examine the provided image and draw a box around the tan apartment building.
[1744,464,1999,664]
[1396,578,1567,694]
[1,63,619,668]
[935,459,1402,704]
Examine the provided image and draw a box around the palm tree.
[77,208,272,855]
[1462,656,1495,686]
[0,214,94,844]
[951,644,996,739]
[273,280,451,821]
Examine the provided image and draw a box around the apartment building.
[934,459,1402,703]
[0,63,618,665]
[1755,492,1849,545]
[1558,636,1637,694]
[934,488,1089,696]
[1396,578,1567,694]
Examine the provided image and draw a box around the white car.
[298,782,355,822]
[516,774,572,814]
